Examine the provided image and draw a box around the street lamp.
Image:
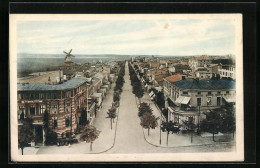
[198,105,201,135]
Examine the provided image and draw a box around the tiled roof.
[18,77,87,91]
[173,78,235,90]
[152,72,165,76]
[196,57,212,61]
[164,74,184,83]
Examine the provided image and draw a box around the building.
[194,70,214,80]
[164,78,236,128]
[188,56,212,72]
[17,77,89,145]
[218,65,236,80]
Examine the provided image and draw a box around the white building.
[218,65,236,80]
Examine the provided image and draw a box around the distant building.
[164,78,236,128]
[18,70,63,84]
[218,65,236,80]
[188,56,212,72]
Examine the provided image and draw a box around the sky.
[17,18,236,56]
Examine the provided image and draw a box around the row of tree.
[81,62,126,152]
[107,62,126,130]
[128,63,144,103]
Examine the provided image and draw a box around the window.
[183,91,188,95]
[53,119,58,129]
[19,106,25,118]
[198,92,201,95]
[30,106,35,115]
[217,91,221,94]
[52,105,57,114]
[188,117,193,122]
[217,97,221,106]
[65,118,70,127]
[39,93,45,99]
[40,105,46,114]
[226,91,230,94]
[207,97,212,106]
[197,98,201,106]
[30,93,34,100]
[208,91,212,95]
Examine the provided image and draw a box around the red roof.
[164,74,184,83]
[152,72,164,76]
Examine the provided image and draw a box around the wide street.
[105,62,235,153]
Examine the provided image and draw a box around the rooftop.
[173,78,235,90]
[18,77,87,91]
[164,74,184,83]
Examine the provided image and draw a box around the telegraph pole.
[198,105,201,135]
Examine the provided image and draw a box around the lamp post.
[198,105,201,135]
[70,99,73,145]
[159,114,162,145]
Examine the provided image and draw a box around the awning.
[175,96,191,104]
[92,93,102,98]
[223,95,236,103]
[175,96,185,104]
[181,97,191,104]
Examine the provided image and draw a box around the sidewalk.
[140,90,235,148]
[18,147,40,155]
[36,82,118,154]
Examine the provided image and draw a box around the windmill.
[63,49,75,63]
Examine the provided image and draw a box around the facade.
[17,77,89,145]
[194,70,214,80]
[164,78,236,129]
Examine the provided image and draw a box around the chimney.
[182,76,186,80]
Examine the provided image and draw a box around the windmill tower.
[63,49,75,66]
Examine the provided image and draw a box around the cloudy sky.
[17,18,236,56]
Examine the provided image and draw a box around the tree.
[182,119,197,143]
[18,118,34,155]
[43,110,49,145]
[106,107,117,129]
[80,125,101,152]
[140,113,159,136]
[113,91,120,102]
[135,86,144,103]
[43,110,49,133]
[138,102,153,118]
[43,110,58,145]
[200,109,222,141]
[161,121,180,146]
[219,104,236,139]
